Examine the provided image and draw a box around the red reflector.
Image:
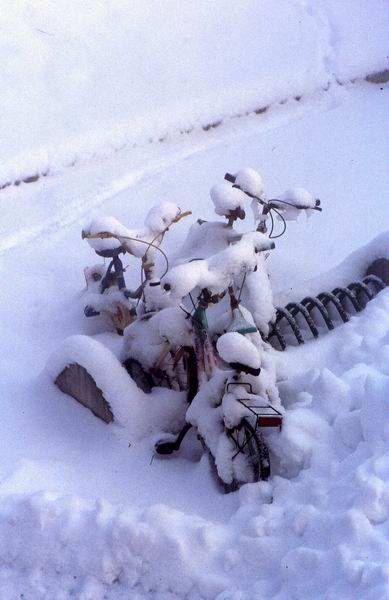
[257,416,283,428]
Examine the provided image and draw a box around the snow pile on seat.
[217,332,261,369]
[45,335,186,439]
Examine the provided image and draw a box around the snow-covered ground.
[1,1,388,187]
[0,78,388,598]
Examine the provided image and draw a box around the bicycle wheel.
[123,358,155,394]
[183,346,199,403]
[224,418,270,492]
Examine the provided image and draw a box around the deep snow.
[0,0,388,187]
[0,80,388,598]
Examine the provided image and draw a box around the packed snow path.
[0,83,388,598]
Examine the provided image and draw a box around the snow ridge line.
[0,99,286,195]
[0,73,383,199]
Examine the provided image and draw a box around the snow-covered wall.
[323,0,389,82]
[0,0,388,185]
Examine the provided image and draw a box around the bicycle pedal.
[155,441,178,455]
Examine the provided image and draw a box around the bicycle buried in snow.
[50,167,388,491]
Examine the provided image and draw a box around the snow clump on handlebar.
[234,167,264,197]
[84,216,132,252]
[276,188,319,221]
[82,201,182,255]
[144,201,182,233]
[210,183,247,218]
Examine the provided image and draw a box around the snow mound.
[275,230,389,305]
[45,335,186,439]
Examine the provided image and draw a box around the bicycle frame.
[191,293,218,384]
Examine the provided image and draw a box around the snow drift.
[7,286,389,599]
[0,0,388,186]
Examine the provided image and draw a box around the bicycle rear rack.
[226,382,283,429]
[237,399,283,428]
[267,267,387,351]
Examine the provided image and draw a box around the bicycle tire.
[183,346,199,403]
[122,358,155,394]
[223,418,271,492]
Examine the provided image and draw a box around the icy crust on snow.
[324,0,389,82]
[275,230,389,305]
[45,335,186,439]
[33,289,389,598]
[1,1,388,184]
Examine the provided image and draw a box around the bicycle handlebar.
[224,172,321,211]
[224,172,236,184]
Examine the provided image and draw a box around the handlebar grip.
[224,172,236,184]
